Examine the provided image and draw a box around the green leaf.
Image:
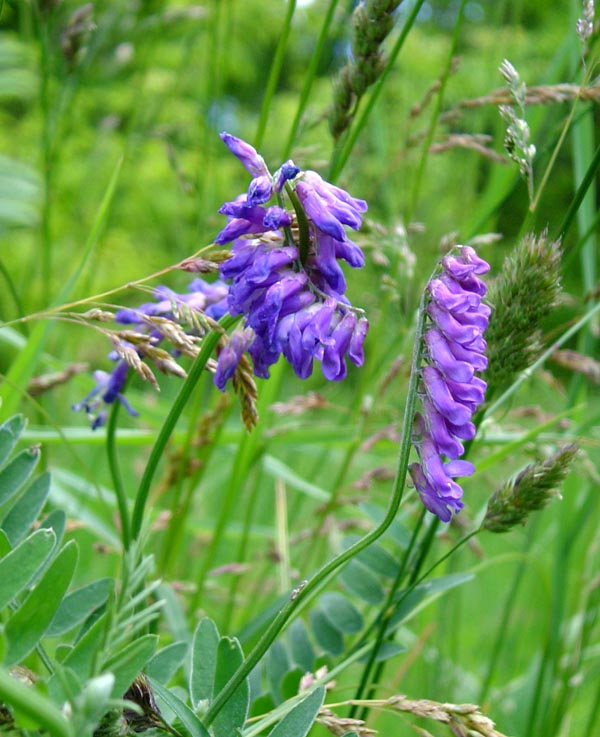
[1,471,50,546]
[148,676,211,737]
[359,503,411,548]
[267,687,325,737]
[190,617,219,706]
[358,640,405,664]
[340,560,385,604]
[4,540,78,664]
[320,592,364,634]
[103,634,158,698]
[0,528,56,610]
[40,509,66,550]
[0,416,26,467]
[46,578,113,637]
[62,613,108,681]
[0,529,11,557]
[146,641,188,684]
[280,668,304,701]
[212,637,250,737]
[351,539,401,579]
[287,619,315,672]
[0,447,40,509]
[309,608,344,655]
[267,640,291,703]
[389,573,475,629]
[262,455,330,502]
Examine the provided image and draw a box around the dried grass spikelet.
[80,308,116,322]
[179,249,234,272]
[109,335,159,389]
[318,695,509,737]
[231,352,259,432]
[143,315,202,358]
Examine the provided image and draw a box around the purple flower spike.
[412,246,490,522]
[214,132,369,388]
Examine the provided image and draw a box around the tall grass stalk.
[406,0,467,223]
[329,0,427,181]
[255,0,297,149]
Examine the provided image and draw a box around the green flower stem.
[255,0,297,149]
[282,0,340,159]
[328,0,427,182]
[130,315,238,541]
[107,387,131,551]
[349,507,427,716]
[203,301,427,728]
[285,183,311,264]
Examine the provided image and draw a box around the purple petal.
[421,365,472,426]
[220,132,269,177]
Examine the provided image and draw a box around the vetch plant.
[0,4,595,737]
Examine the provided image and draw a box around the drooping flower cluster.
[213,133,369,390]
[409,246,490,522]
[73,279,229,428]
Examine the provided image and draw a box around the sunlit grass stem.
[130,315,238,541]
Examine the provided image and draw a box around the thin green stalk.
[406,0,467,223]
[0,258,27,330]
[191,430,257,614]
[525,483,597,736]
[584,677,600,735]
[107,396,130,550]
[221,363,286,631]
[357,516,441,722]
[349,507,427,715]
[158,395,232,576]
[329,0,427,182]
[558,137,600,244]
[255,0,297,149]
[203,299,428,727]
[282,0,340,159]
[130,315,237,540]
[478,529,532,703]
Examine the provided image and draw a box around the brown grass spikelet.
[232,353,259,431]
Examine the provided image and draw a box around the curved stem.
[107,396,130,550]
[203,301,427,727]
[130,315,237,540]
[349,507,427,715]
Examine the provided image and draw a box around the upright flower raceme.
[409,246,490,522]
[214,132,369,390]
